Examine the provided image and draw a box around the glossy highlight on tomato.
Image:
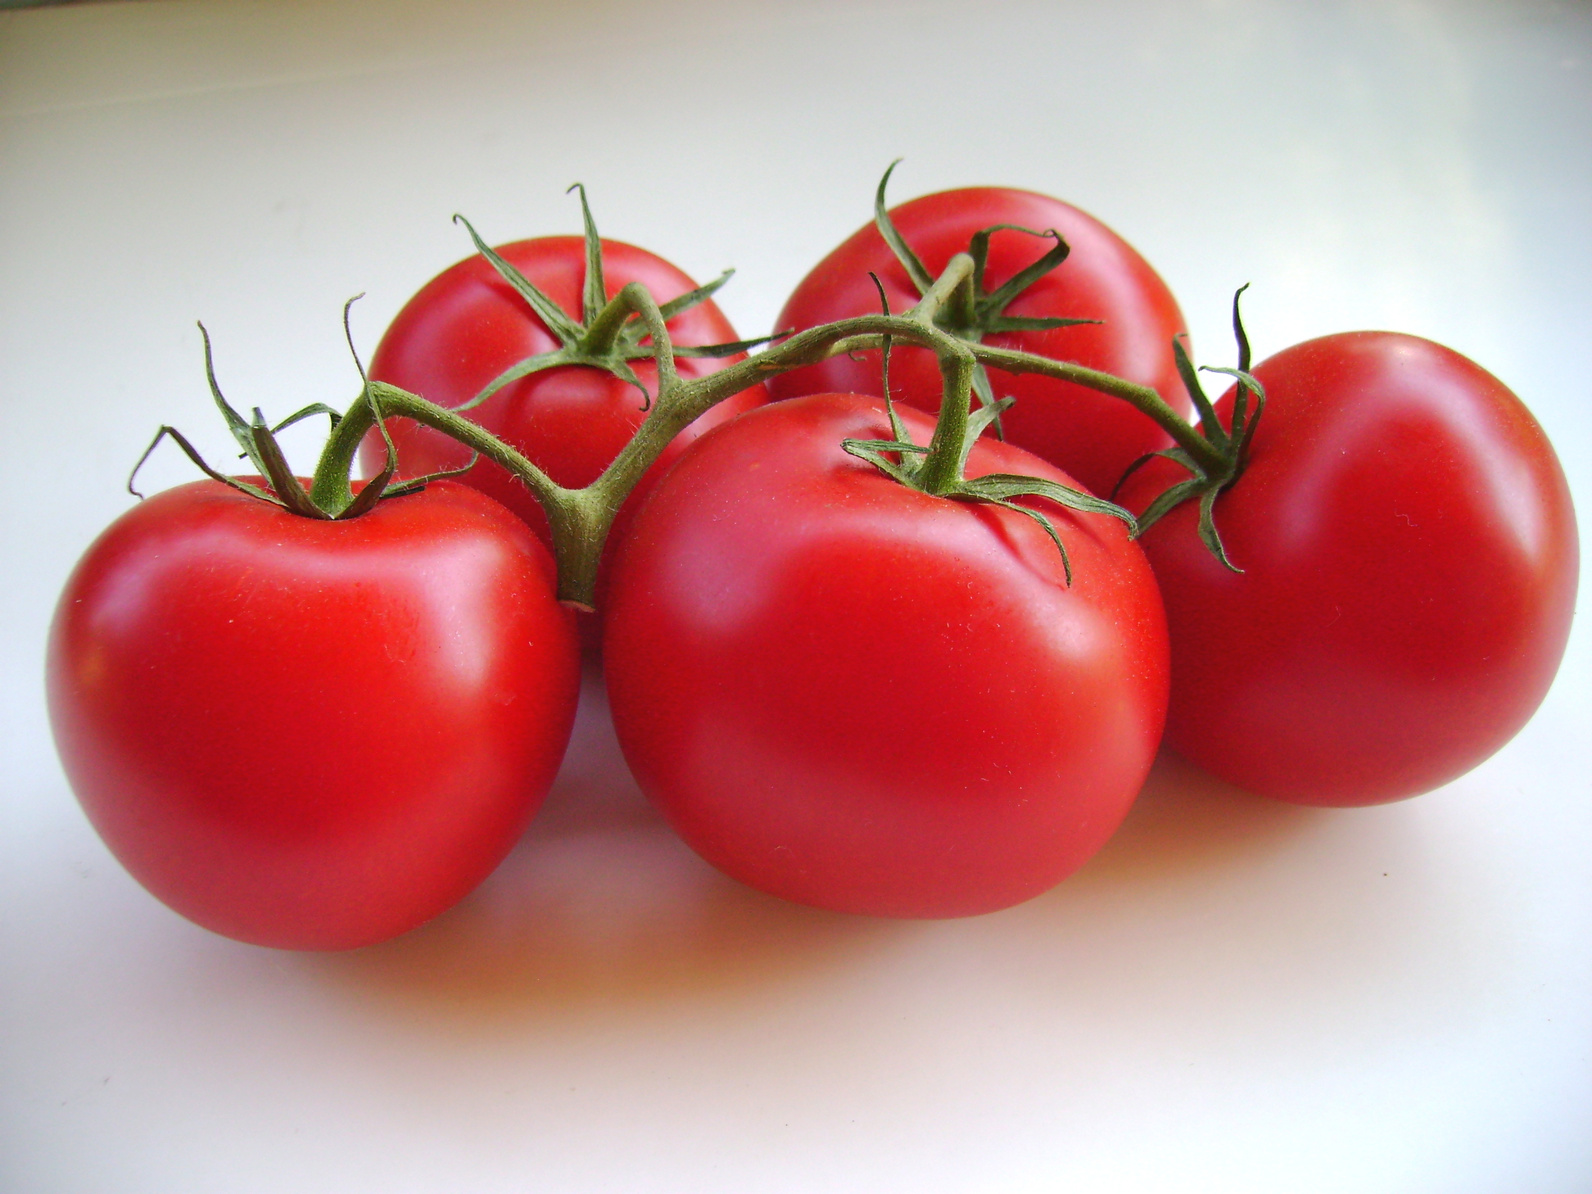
[47,479,581,949]
[361,236,767,561]
[1121,332,1578,806]
[770,187,1190,496]
[603,393,1170,917]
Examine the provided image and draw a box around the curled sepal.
[971,224,1069,315]
[248,407,330,519]
[673,332,784,359]
[453,213,583,344]
[128,424,283,506]
[967,494,1076,585]
[199,322,273,479]
[873,162,1092,364]
[1195,483,1237,571]
[1120,445,1237,570]
[1202,364,1267,464]
[376,453,481,499]
[1173,335,1228,450]
[957,472,1136,528]
[956,473,1136,584]
[957,393,1013,470]
[968,365,1006,438]
[451,194,761,411]
[568,182,607,326]
[455,348,583,414]
[842,388,1136,587]
[271,403,342,434]
[1117,286,1266,571]
[841,437,928,488]
[1121,449,1201,531]
[874,159,935,295]
[333,295,397,520]
[337,406,394,520]
[985,314,1098,334]
[656,269,734,322]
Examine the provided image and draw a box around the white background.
[2,1,1589,1190]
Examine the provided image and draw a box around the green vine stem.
[177,243,1248,611]
[308,261,995,609]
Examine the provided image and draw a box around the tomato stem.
[197,229,1246,608]
[300,247,1207,606]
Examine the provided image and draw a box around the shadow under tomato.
[300,667,913,1020]
[304,676,1337,1022]
[1072,749,1334,890]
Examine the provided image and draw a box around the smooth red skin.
[1120,332,1579,807]
[47,480,581,950]
[360,235,768,568]
[603,393,1170,918]
[769,188,1191,498]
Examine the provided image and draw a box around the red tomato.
[770,188,1191,497]
[1119,332,1578,806]
[47,479,581,949]
[361,236,767,566]
[602,394,1169,918]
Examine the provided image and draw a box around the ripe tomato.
[769,187,1191,497]
[602,393,1169,918]
[1119,332,1579,806]
[47,479,581,950]
[360,235,767,567]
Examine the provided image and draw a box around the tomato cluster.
[47,175,1578,949]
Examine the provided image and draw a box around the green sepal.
[1230,282,1253,372]
[199,322,272,479]
[873,160,935,295]
[961,393,1011,455]
[454,347,574,412]
[247,407,329,519]
[958,472,1137,527]
[984,315,1098,334]
[1130,466,1205,537]
[673,333,782,359]
[1174,335,1228,450]
[840,438,926,488]
[1120,449,1242,573]
[568,183,607,326]
[128,423,284,507]
[656,269,734,321]
[451,195,760,413]
[843,436,930,456]
[453,213,583,344]
[967,493,1082,585]
[1196,483,1237,570]
[328,294,396,520]
[975,225,1069,315]
[1118,285,1263,571]
[271,403,342,434]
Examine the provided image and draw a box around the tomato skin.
[770,188,1191,497]
[602,394,1169,918]
[361,236,768,558]
[1119,332,1579,806]
[47,480,581,950]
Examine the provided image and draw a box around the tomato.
[47,479,581,949]
[360,235,768,570]
[769,187,1191,497]
[602,393,1170,918]
[1119,332,1578,806]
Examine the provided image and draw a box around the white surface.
[2,1,1589,1190]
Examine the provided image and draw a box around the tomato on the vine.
[602,393,1169,918]
[360,235,767,569]
[47,478,581,950]
[770,186,1191,497]
[1120,332,1578,806]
